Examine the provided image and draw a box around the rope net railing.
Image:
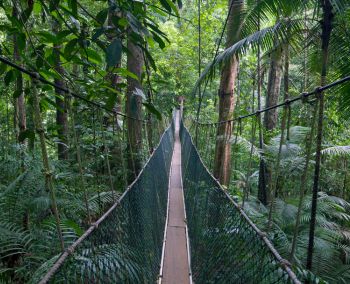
[35,111,175,284]
[180,114,301,284]
[182,76,350,282]
[0,56,175,283]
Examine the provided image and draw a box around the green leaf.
[17,34,26,51]
[69,0,77,17]
[63,219,82,237]
[7,16,23,30]
[80,48,102,63]
[4,71,14,86]
[111,14,124,30]
[105,93,120,109]
[48,125,63,132]
[114,68,138,80]
[129,31,144,44]
[126,12,149,37]
[118,18,128,27]
[13,90,23,99]
[122,45,133,57]
[165,0,180,18]
[99,85,121,96]
[158,0,171,12]
[96,9,108,24]
[33,2,42,14]
[20,7,32,26]
[44,97,64,113]
[142,103,162,120]
[143,47,157,72]
[0,62,7,75]
[19,130,35,142]
[56,30,72,43]
[36,56,44,69]
[149,6,167,17]
[145,36,155,48]
[64,38,79,58]
[92,28,104,41]
[36,31,56,43]
[130,94,138,117]
[39,69,63,80]
[106,38,122,67]
[152,32,166,49]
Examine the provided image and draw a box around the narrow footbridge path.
[39,110,301,284]
[162,111,190,284]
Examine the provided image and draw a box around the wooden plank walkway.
[162,112,190,284]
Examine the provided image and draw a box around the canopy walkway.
[2,56,350,283]
[36,110,300,284]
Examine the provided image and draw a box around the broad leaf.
[142,103,162,120]
[64,38,79,58]
[130,94,138,117]
[19,130,35,142]
[106,38,122,67]
[114,68,138,80]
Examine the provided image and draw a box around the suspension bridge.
[2,56,350,283]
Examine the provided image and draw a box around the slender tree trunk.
[213,0,244,186]
[12,6,20,148]
[263,27,283,199]
[107,11,123,114]
[126,32,143,182]
[306,0,333,272]
[257,13,268,205]
[53,17,69,160]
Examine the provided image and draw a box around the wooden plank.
[162,112,190,284]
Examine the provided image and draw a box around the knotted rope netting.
[179,115,301,284]
[38,112,175,284]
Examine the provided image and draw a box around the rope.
[266,101,289,234]
[66,90,92,225]
[228,118,241,192]
[289,88,320,263]
[98,107,116,203]
[116,114,128,189]
[242,115,258,208]
[92,109,102,216]
[0,56,149,121]
[286,99,292,141]
[31,74,65,251]
[127,119,137,179]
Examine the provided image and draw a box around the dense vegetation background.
[0,0,350,283]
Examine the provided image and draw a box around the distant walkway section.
[162,112,190,284]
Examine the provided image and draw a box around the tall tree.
[12,4,26,150]
[125,31,143,182]
[306,0,334,271]
[53,16,69,160]
[213,0,244,185]
[107,10,123,113]
[263,27,283,198]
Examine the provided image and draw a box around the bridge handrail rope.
[190,75,350,126]
[0,55,152,122]
[38,110,176,284]
[180,113,301,283]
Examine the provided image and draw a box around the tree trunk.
[125,33,143,182]
[53,17,69,160]
[12,6,21,149]
[107,11,123,114]
[213,0,244,186]
[263,28,283,199]
[306,0,333,272]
